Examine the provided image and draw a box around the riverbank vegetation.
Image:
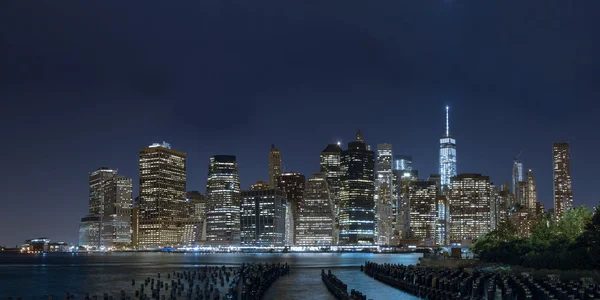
[472,206,600,270]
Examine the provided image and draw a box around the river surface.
[0,252,421,299]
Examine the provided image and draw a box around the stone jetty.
[9,263,289,300]
[321,269,368,300]
[363,261,600,300]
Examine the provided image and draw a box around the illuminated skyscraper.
[391,155,413,243]
[240,188,288,246]
[375,144,394,245]
[512,159,524,205]
[339,130,375,245]
[89,167,117,216]
[525,169,538,210]
[320,144,343,215]
[439,106,457,189]
[205,155,241,245]
[553,142,573,221]
[276,172,305,244]
[296,173,335,246]
[269,144,282,188]
[393,155,412,171]
[138,142,187,248]
[492,183,512,229]
[102,175,133,248]
[448,174,491,243]
[81,168,133,249]
[407,181,438,245]
[182,191,206,245]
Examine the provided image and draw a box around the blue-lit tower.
[439,106,457,189]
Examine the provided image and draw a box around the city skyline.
[1,1,598,247]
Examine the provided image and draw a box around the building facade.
[407,181,438,245]
[448,174,491,244]
[102,176,133,248]
[269,144,283,188]
[296,173,335,246]
[553,142,573,221]
[240,189,288,247]
[339,130,375,245]
[78,215,102,248]
[205,155,241,245]
[439,106,457,189]
[375,144,394,245]
[320,144,343,220]
[276,172,305,244]
[138,142,187,249]
[512,159,524,205]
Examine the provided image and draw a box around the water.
[0,252,421,299]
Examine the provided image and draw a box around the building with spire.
[440,106,457,189]
[339,130,375,245]
[553,142,573,221]
[205,155,241,245]
[269,144,282,188]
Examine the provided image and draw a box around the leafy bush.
[472,206,599,270]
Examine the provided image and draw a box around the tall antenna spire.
[445,106,449,137]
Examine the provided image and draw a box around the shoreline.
[419,257,600,282]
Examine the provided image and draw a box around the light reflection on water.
[0,252,421,300]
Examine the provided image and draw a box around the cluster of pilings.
[321,269,368,300]
[239,262,290,300]
[362,261,466,299]
[9,262,290,300]
[363,261,600,300]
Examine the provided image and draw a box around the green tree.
[557,206,593,243]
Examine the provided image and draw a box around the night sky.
[1,1,598,246]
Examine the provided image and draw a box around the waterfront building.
[375,144,394,245]
[22,238,50,253]
[553,142,573,221]
[102,175,133,248]
[89,167,117,216]
[320,143,343,216]
[339,130,375,245]
[296,173,335,246]
[180,219,203,247]
[78,215,102,248]
[276,172,305,244]
[269,144,283,188]
[138,142,187,249]
[205,155,241,245]
[448,174,491,244]
[240,189,288,246]
[185,191,206,243]
[439,106,457,189]
[407,181,438,245]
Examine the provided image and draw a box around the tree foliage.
[472,205,599,270]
